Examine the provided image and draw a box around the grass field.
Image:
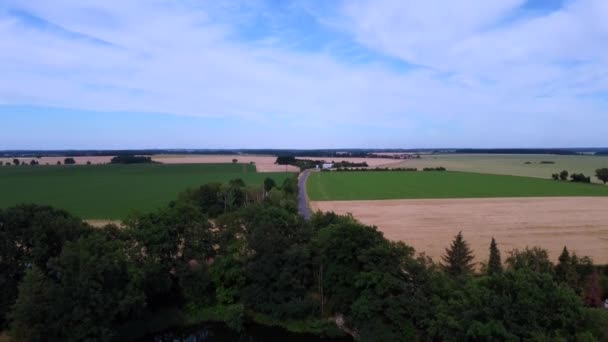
[388,154,608,183]
[0,163,292,219]
[307,170,608,201]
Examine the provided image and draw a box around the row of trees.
[110,155,153,164]
[1,177,607,341]
[550,169,608,184]
[1,158,79,166]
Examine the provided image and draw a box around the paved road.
[298,169,312,220]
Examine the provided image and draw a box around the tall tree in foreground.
[595,168,608,184]
[442,231,475,277]
[487,237,502,275]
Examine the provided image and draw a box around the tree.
[560,169,569,181]
[487,237,502,275]
[124,203,214,306]
[241,206,313,319]
[232,158,238,163]
[12,159,20,166]
[556,247,577,286]
[505,247,554,274]
[263,177,276,194]
[0,205,88,327]
[551,173,559,180]
[429,269,586,341]
[56,160,61,165]
[10,232,145,341]
[595,168,608,184]
[64,157,76,165]
[442,231,475,277]
[583,271,604,308]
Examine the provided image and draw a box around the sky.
[0,0,607,149]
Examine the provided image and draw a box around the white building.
[322,163,333,170]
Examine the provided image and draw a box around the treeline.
[276,156,368,170]
[110,155,154,164]
[551,168,608,184]
[332,167,418,172]
[1,178,608,341]
[1,157,79,166]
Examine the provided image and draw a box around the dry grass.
[311,197,608,265]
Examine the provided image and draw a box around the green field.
[388,154,608,183]
[307,171,608,201]
[0,163,291,219]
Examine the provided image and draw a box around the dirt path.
[311,197,608,265]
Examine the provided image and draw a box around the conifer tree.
[442,231,475,277]
[487,237,502,275]
[555,246,576,286]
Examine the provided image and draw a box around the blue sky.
[0,0,607,149]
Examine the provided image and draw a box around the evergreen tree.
[555,246,577,287]
[442,231,475,277]
[487,237,502,275]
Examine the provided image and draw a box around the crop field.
[385,154,608,184]
[307,170,608,201]
[0,163,292,219]
[311,197,608,265]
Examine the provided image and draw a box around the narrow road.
[298,169,312,220]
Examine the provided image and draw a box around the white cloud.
[0,0,606,147]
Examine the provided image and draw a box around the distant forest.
[2,147,608,158]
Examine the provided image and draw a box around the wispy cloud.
[0,0,606,148]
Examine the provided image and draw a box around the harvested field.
[152,154,299,172]
[311,197,608,265]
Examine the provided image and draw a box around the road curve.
[298,169,312,220]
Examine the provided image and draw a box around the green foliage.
[110,155,153,164]
[240,206,314,319]
[442,231,475,277]
[595,168,608,184]
[505,247,554,274]
[308,170,608,201]
[11,232,145,341]
[570,173,591,183]
[124,203,214,306]
[263,177,276,192]
[63,157,76,164]
[487,237,503,275]
[429,269,586,341]
[580,309,608,341]
[0,204,87,328]
[560,169,569,181]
